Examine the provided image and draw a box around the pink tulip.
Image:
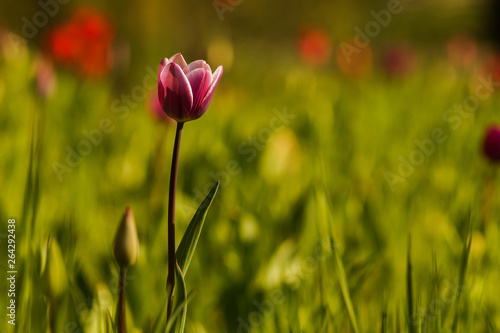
[148,90,175,124]
[483,126,500,163]
[36,56,57,99]
[158,53,223,123]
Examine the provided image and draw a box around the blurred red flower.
[297,27,332,67]
[45,8,114,77]
[336,38,373,78]
[476,52,500,84]
[483,125,500,163]
[446,35,477,69]
[382,44,415,77]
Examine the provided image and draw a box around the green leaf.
[163,288,197,333]
[168,262,188,333]
[151,281,174,333]
[176,181,219,275]
[151,283,197,333]
[174,262,187,333]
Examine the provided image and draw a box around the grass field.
[1,8,500,332]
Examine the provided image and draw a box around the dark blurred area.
[0,0,497,86]
[486,0,500,47]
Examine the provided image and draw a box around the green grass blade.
[407,236,415,333]
[483,310,497,332]
[105,310,116,333]
[29,110,43,240]
[19,109,42,332]
[396,304,402,333]
[432,251,442,332]
[155,277,196,333]
[173,262,187,333]
[152,284,174,333]
[316,189,359,333]
[380,308,387,333]
[176,181,219,275]
[166,269,197,333]
[331,237,359,333]
[451,216,473,332]
[380,293,388,333]
[175,267,186,332]
[21,111,37,233]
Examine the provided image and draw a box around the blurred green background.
[1,0,500,332]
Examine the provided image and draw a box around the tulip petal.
[158,58,169,107]
[184,60,211,74]
[186,68,212,117]
[199,66,223,114]
[160,58,168,71]
[161,63,193,121]
[168,53,188,70]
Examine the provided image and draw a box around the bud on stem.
[113,206,139,333]
[113,206,139,268]
[43,238,68,300]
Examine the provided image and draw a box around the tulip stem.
[117,267,127,333]
[167,122,184,321]
[49,300,58,333]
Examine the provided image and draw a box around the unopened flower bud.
[113,206,139,268]
[43,238,68,300]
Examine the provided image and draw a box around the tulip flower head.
[483,125,500,163]
[35,55,57,99]
[158,53,223,123]
[148,90,175,124]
